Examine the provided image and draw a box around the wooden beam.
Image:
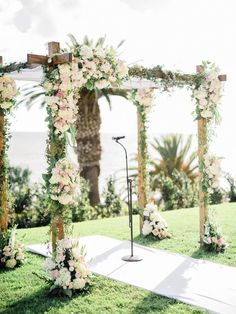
[27,53,48,65]
[196,65,227,81]
[52,53,73,64]
[27,52,72,66]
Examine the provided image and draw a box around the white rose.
[117,60,128,78]
[0,102,12,109]
[95,47,105,58]
[143,210,149,217]
[142,221,153,236]
[6,258,17,269]
[58,194,73,205]
[201,109,213,119]
[95,79,110,89]
[44,258,56,271]
[80,45,93,59]
[73,278,86,290]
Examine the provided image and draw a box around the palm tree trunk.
[76,89,101,206]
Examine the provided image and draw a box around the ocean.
[8,132,138,193]
[8,131,232,192]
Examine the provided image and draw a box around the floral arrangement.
[0,75,17,110]
[142,203,170,239]
[72,42,128,91]
[193,62,222,121]
[0,227,24,269]
[49,158,80,205]
[44,61,80,137]
[44,238,91,297]
[201,154,221,194]
[133,88,155,114]
[203,211,227,253]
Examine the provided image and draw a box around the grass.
[1,202,235,314]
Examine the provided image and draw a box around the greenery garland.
[128,88,156,204]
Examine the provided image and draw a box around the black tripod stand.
[112,136,142,262]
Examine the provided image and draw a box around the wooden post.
[27,43,73,250]
[196,65,227,243]
[47,42,65,250]
[197,118,208,242]
[137,109,147,233]
[0,57,8,232]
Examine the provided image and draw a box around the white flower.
[117,60,128,78]
[58,194,73,205]
[145,203,157,213]
[201,109,213,119]
[80,45,93,59]
[95,79,110,89]
[0,102,12,109]
[95,47,105,58]
[143,210,149,217]
[142,221,153,236]
[73,278,86,290]
[44,258,56,271]
[5,258,17,269]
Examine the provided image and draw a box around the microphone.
[112,136,125,141]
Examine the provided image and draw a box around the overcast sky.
[1,0,236,175]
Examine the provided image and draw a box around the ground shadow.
[0,285,79,314]
[130,291,179,314]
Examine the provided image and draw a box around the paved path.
[27,235,236,314]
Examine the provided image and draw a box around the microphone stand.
[114,137,142,262]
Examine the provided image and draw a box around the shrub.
[225,173,236,202]
[71,177,97,222]
[9,166,50,228]
[209,188,224,205]
[154,170,198,211]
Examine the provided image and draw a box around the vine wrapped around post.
[194,62,223,243]
[43,43,80,251]
[0,73,17,232]
[129,88,155,232]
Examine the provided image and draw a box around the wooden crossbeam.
[196,65,227,81]
[27,42,72,66]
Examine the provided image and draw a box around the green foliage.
[150,134,197,183]
[225,173,236,202]
[102,176,123,217]
[9,166,50,228]
[71,177,97,222]
[209,188,224,205]
[154,170,198,211]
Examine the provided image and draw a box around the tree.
[150,134,198,187]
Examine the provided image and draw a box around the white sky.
[1,0,236,175]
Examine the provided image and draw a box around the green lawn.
[1,203,235,314]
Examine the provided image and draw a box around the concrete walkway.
[27,235,236,314]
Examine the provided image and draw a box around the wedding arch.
[0,41,226,250]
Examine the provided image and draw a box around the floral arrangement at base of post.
[142,203,170,239]
[0,227,25,269]
[44,238,91,297]
[203,211,227,253]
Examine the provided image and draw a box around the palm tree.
[150,134,198,186]
[18,36,127,206]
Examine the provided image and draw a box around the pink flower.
[56,90,64,98]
